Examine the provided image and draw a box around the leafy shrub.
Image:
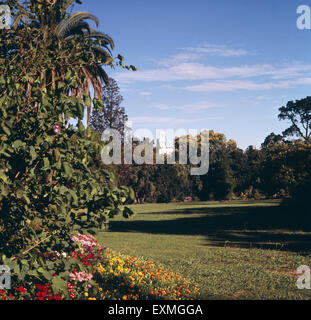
[0,0,135,293]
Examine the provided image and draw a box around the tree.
[200,152,235,201]
[183,131,236,201]
[261,132,283,149]
[90,78,128,138]
[278,97,311,142]
[6,0,136,124]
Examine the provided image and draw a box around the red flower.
[54,295,61,300]
[0,290,4,295]
[16,286,27,294]
[67,283,74,289]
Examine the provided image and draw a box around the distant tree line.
[90,80,311,225]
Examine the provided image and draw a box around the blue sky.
[77,0,311,149]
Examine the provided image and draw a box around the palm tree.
[10,0,116,124]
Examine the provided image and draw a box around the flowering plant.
[0,233,199,300]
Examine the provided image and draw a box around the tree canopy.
[278,96,311,142]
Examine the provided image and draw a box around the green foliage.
[278,96,311,142]
[0,0,135,291]
[261,141,311,196]
[261,140,311,228]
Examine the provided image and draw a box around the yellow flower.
[88,297,96,300]
[84,292,89,297]
[99,288,103,292]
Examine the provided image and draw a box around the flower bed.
[0,233,199,300]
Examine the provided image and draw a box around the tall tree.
[90,78,128,137]
[278,96,311,142]
[5,0,135,124]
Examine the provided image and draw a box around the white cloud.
[185,78,311,92]
[129,116,189,125]
[152,101,218,111]
[114,63,311,85]
[158,53,201,67]
[182,43,250,57]
[255,95,267,100]
[129,115,223,126]
[139,91,152,96]
[113,43,311,93]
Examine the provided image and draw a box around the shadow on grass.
[109,203,311,253]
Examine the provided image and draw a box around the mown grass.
[97,200,311,300]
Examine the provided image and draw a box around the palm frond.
[62,21,91,38]
[55,11,99,38]
[63,0,77,13]
[92,46,114,64]
[88,28,115,50]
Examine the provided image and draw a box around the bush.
[0,2,135,292]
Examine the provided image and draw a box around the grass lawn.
[97,200,311,300]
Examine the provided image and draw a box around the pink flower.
[69,271,93,282]
[71,233,98,249]
[53,125,61,134]
[33,102,38,113]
